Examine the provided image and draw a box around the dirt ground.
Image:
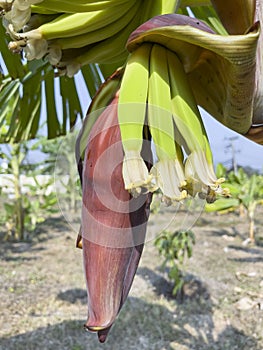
[0,200,263,350]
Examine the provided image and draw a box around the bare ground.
[0,204,263,350]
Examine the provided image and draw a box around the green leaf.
[59,75,83,132]
[189,5,228,35]
[216,163,227,178]
[205,197,240,212]
[81,64,102,98]
[0,22,25,79]
[0,79,20,110]
[44,70,61,139]
[0,82,20,136]
[4,202,15,215]
[15,69,42,140]
[99,61,124,80]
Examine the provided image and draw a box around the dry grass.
[0,206,263,350]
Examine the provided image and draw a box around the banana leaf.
[205,197,240,213]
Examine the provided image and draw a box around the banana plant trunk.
[12,144,25,240]
[248,202,256,243]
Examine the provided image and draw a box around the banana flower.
[76,72,152,343]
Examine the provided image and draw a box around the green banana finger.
[56,10,141,77]
[32,0,132,13]
[118,43,155,197]
[167,48,224,201]
[147,44,186,203]
[50,0,140,50]
[7,0,137,59]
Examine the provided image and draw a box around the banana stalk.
[210,0,263,141]
[76,79,152,343]
[180,0,211,7]
[210,0,256,35]
[140,0,179,23]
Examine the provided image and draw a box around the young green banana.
[36,1,136,38]
[167,48,223,201]
[147,44,186,203]
[56,9,141,76]
[7,0,136,58]
[32,0,132,14]
[49,0,140,50]
[140,0,179,23]
[118,43,155,197]
[23,13,59,31]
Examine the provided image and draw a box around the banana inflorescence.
[118,42,229,205]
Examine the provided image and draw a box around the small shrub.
[154,229,195,296]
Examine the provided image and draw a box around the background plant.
[154,229,196,296]
[0,140,58,240]
[205,163,263,243]
[33,133,82,213]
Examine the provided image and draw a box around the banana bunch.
[118,42,229,204]
[2,0,148,76]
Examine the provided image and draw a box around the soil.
[0,201,263,350]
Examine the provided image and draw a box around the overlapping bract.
[76,72,152,343]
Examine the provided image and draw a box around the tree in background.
[155,229,195,297]
[0,139,57,240]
